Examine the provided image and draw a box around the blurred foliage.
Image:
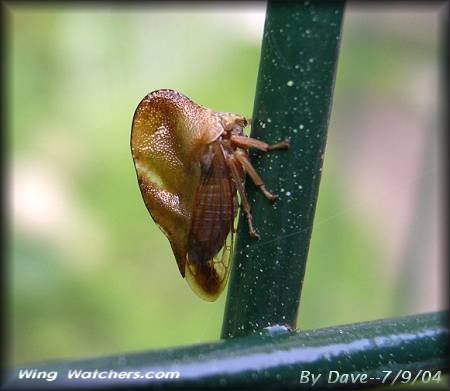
[8,5,439,365]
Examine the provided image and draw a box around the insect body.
[131,89,289,301]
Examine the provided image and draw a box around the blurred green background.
[7,3,444,365]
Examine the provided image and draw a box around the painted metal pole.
[5,311,448,389]
[222,0,345,339]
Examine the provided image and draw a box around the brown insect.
[131,89,289,301]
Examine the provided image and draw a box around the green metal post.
[222,1,345,339]
[5,312,448,389]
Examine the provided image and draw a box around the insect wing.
[185,142,236,301]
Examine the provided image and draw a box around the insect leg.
[230,135,290,152]
[226,155,260,240]
[267,140,291,151]
[234,150,278,203]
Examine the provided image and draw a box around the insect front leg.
[234,150,278,203]
[226,155,260,240]
[230,135,290,152]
